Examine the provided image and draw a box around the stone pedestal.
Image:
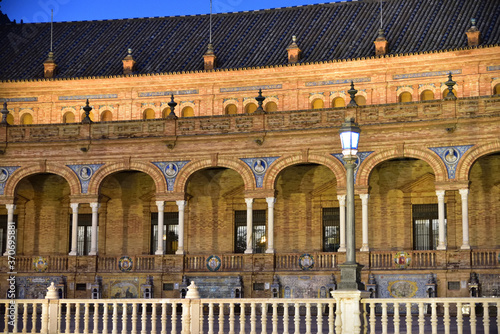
[338,263,365,291]
[331,290,370,334]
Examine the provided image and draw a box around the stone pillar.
[337,195,346,252]
[176,200,186,255]
[69,203,79,256]
[359,193,370,252]
[459,189,471,250]
[155,201,165,255]
[331,290,370,334]
[3,204,16,256]
[436,190,447,250]
[89,202,99,256]
[244,198,254,254]
[265,197,276,254]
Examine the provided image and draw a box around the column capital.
[156,200,165,210]
[70,203,79,211]
[359,193,369,202]
[436,190,446,200]
[459,188,469,197]
[266,197,276,206]
[90,202,100,210]
[337,195,346,206]
[245,198,254,206]
[176,200,186,209]
[5,203,16,211]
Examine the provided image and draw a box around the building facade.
[0,0,499,300]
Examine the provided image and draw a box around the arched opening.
[495,84,500,95]
[186,167,246,254]
[225,104,237,115]
[245,103,257,114]
[99,171,157,255]
[63,112,75,123]
[332,97,345,108]
[399,92,412,103]
[265,102,278,112]
[143,108,155,120]
[162,108,170,118]
[355,95,366,106]
[6,114,14,125]
[182,106,194,117]
[81,111,95,122]
[312,99,324,109]
[420,90,435,101]
[21,113,33,125]
[101,110,112,122]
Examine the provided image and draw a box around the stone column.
[3,204,16,256]
[244,198,254,254]
[89,202,100,256]
[359,193,370,252]
[265,197,276,254]
[436,190,447,250]
[155,201,165,255]
[176,200,186,255]
[69,203,79,256]
[337,195,346,252]
[459,189,470,250]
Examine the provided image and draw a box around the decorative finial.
[167,94,178,119]
[82,99,93,124]
[347,81,358,107]
[377,28,386,40]
[444,72,457,100]
[292,35,297,43]
[471,18,477,29]
[254,89,266,114]
[128,48,133,55]
[1,102,10,125]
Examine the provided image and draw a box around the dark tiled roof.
[0,0,499,80]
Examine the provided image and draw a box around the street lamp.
[338,117,364,290]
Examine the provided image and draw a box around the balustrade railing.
[472,249,499,267]
[370,250,439,269]
[275,252,337,270]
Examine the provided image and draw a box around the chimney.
[374,28,389,56]
[287,36,301,64]
[43,51,57,78]
[122,48,136,75]
[203,43,216,70]
[466,18,481,47]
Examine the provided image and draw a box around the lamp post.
[338,117,364,290]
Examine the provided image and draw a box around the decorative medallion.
[78,166,93,181]
[299,254,315,270]
[206,255,222,272]
[429,145,473,179]
[152,161,190,191]
[240,157,279,188]
[67,164,104,194]
[33,256,48,273]
[164,163,179,178]
[443,148,459,164]
[0,168,9,182]
[394,251,411,269]
[252,159,267,175]
[118,256,133,272]
[388,280,418,298]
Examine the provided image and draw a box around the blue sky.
[2,0,344,23]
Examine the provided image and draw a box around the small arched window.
[420,90,434,101]
[265,102,278,112]
[332,97,345,108]
[63,112,75,123]
[143,108,155,119]
[312,99,324,109]
[101,110,112,122]
[21,113,33,125]
[495,84,500,95]
[6,114,14,125]
[225,104,237,115]
[245,103,257,114]
[354,95,366,106]
[399,92,412,103]
[182,106,194,117]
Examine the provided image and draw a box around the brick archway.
[263,153,346,190]
[456,141,500,181]
[356,147,448,186]
[174,158,255,192]
[87,161,167,196]
[3,163,80,197]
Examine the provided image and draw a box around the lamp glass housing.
[339,118,361,157]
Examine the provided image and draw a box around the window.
[6,114,14,125]
[413,204,446,250]
[151,212,178,254]
[323,208,340,252]
[101,110,112,122]
[69,214,94,255]
[225,104,237,115]
[265,102,278,112]
[312,98,324,109]
[0,215,18,255]
[245,103,257,114]
[182,107,194,117]
[234,210,266,253]
[143,108,155,119]
[495,84,500,95]
[332,97,345,108]
[21,113,33,125]
[420,90,434,101]
[354,95,366,106]
[399,92,412,103]
[63,112,75,123]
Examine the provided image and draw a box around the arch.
[81,111,95,122]
[311,98,324,109]
[265,101,278,112]
[225,104,238,115]
[20,113,33,125]
[354,95,366,106]
[3,163,81,197]
[494,83,500,95]
[263,153,346,190]
[162,107,170,118]
[87,161,167,196]
[143,108,155,119]
[420,90,435,101]
[182,106,195,117]
[245,103,257,114]
[356,147,448,187]
[101,110,113,122]
[399,92,412,103]
[63,111,76,123]
[174,158,255,192]
[332,97,345,108]
[6,114,14,125]
[456,141,500,181]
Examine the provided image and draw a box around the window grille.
[69,214,93,256]
[413,204,446,250]
[151,212,179,254]
[323,208,340,252]
[234,210,266,253]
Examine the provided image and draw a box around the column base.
[69,251,77,256]
[244,249,253,254]
[338,263,365,291]
[436,244,447,251]
[360,245,369,252]
[331,290,370,334]
[175,249,185,255]
[155,250,165,255]
[265,248,275,254]
[338,246,346,252]
[460,244,471,250]
[88,251,97,256]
